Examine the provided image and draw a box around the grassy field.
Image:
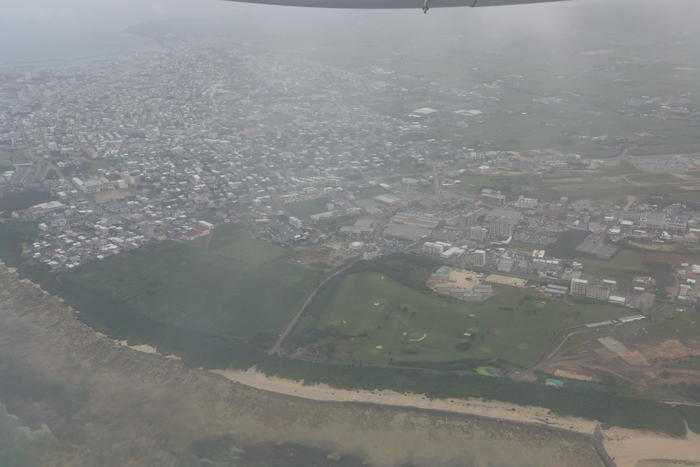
[449,163,700,205]
[293,270,630,368]
[22,225,323,368]
[577,249,649,288]
[564,247,675,293]
[451,172,562,201]
[286,198,329,218]
[630,304,700,343]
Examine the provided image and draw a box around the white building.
[570,278,588,296]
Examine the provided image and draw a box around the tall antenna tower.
[432,162,441,197]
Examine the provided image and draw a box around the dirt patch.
[550,366,597,383]
[598,337,651,367]
[629,241,676,252]
[448,269,483,291]
[485,274,527,288]
[94,189,133,203]
[641,340,700,362]
[604,427,700,467]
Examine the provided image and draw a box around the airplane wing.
[222,0,570,9]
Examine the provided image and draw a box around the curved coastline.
[1,262,698,466]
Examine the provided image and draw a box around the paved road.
[268,261,357,356]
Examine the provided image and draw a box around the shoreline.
[119,341,698,466]
[213,367,597,434]
[214,368,700,466]
[0,260,700,467]
[115,340,599,435]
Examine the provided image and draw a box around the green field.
[577,249,650,289]
[451,173,562,201]
[21,225,323,368]
[449,163,700,205]
[287,198,329,218]
[293,270,630,368]
[630,305,700,343]
[563,247,675,294]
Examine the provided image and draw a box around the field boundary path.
[268,261,356,356]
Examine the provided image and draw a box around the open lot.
[292,270,630,369]
[577,249,650,287]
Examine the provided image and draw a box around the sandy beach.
[213,368,700,465]
[118,340,182,359]
[213,367,597,433]
[604,427,700,467]
[111,345,698,466]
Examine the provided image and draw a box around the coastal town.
[2,2,700,466]
[3,38,700,316]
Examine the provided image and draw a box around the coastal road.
[268,261,357,356]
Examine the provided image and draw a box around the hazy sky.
[0,0,232,27]
[0,0,692,25]
[1,0,699,43]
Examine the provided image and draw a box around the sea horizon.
[0,23,153,69]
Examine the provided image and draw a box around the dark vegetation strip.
[0,190,54,216]
[670,384,700,403]
[18,260,268,370]
[0,222,38,267]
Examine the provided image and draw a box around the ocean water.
[0,24,151,68]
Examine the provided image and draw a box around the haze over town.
[1,0,700,466]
